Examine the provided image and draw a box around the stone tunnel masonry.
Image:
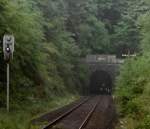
[84,55,123,94]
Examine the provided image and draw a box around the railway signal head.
[3,34,15,63]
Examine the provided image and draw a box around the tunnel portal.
[89,70,112,95]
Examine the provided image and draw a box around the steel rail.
[78,97,100,129]
[42,97,91,129]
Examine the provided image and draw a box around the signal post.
[3,34,15,112]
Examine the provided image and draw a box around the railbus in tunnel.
[89,70,112,95]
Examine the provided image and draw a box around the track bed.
[32,96,117,129]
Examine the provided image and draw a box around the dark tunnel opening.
[89,70,112,95]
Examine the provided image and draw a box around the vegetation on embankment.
[0,0,90,109]
[115,57,150,129]
[0,95,78,129]
[0,0,150,129]
[0,0,143,111]
[115,4,150,129]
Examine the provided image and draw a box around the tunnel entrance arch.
[89,70,112,95]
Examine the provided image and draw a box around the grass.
[0,94,78,129]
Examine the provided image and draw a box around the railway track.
[82,96,117,129]
[41,97,93,129]
[31,97,90,125]
[33,96,116,129]
[78,97,100,129]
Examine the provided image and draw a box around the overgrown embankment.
[0,0,89,109]
[0,0,150,129]
[0,95,78,129]
[0,1,88,128]
[115,10,150,129]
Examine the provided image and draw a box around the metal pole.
[7,63,10,112]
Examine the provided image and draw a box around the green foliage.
[0,0,44,105]
[116,57,150,129]
[0,0,87,108]
[111,0,150,56]
[136,115,150,129]
[0,0,150,128]
[78,17,110,54]
[0,95,77,129]
[2,0,139,107]
[115,6,150,128]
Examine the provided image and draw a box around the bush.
[115,53,150,125]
